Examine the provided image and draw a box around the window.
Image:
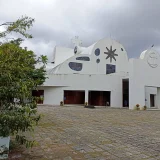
[76,56,90,61]
[69,62,82,71]
[106,64,116,74]
[95,48,100,56]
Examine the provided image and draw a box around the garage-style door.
[64,90,85,105]
[89,91,110,106]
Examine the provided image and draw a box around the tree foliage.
[0,16,47,148]
[0,16,34,39]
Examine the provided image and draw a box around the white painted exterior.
[39,38,160,109]
[129,48,160,109]
[40,73,126,107]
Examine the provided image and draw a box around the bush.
[0,104,41,148]
[60,101,64,106]
[134,104,140,110]
[140,105,147,110]
[144,105,147,110]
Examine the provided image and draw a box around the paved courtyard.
[9,106,160,160]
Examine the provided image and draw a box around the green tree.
[0,16,47,147]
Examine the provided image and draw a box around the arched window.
[69,62,82,71]
[76,57,90,61]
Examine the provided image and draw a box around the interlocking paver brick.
[8,106,160,159]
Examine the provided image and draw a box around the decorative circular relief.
[147,52,159,68]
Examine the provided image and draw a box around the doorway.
[64,90,85,105]
[89,91,110,106]
[150,94,155,107]
[122,79,129,107]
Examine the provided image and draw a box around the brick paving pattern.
[9,106,160,160]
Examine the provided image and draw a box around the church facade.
[37,37,160,109]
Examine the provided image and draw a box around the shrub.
[134,104,140,110]
[140,105,147,110]
[60,101,64,106]
[0,104,41,148]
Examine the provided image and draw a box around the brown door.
[64,90,85,105]
[89,91,110,106]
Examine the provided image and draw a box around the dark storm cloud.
[0,0,160,58]
[76,0,160,57]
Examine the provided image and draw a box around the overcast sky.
[0,0,160,61]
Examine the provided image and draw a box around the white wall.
[129,57,160,109]
[41,38,130,107]
[93,39,129,73]
[145,86,157,108]
[40,74,124,107]
[55,39,129,75]
[53,46,74,66]
[39,86,63,105]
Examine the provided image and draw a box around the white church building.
[35,37,160,109]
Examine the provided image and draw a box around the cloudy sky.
[0,0,160,61]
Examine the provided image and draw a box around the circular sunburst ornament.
[147,52,159,68]
[104,46,118,62]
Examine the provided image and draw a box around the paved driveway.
[9,106,160,160]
